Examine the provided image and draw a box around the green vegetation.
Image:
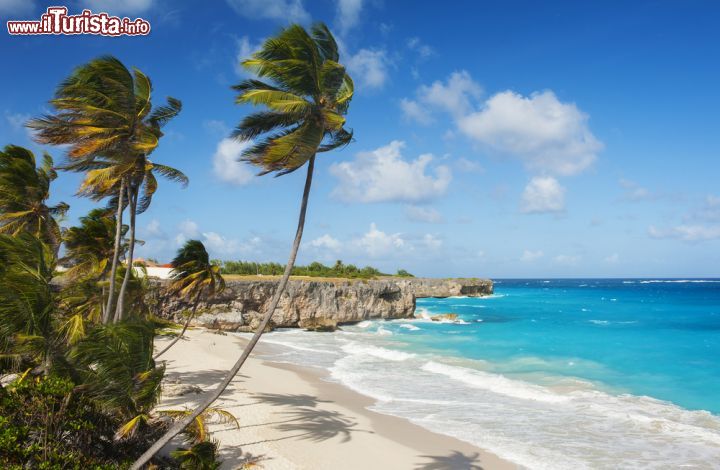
[134,22,357,466]
[216,259,414,279]
[1,22,381,469]
[1,56,226,468]
[154,240,226,359]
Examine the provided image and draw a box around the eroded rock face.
[150,277,492,331]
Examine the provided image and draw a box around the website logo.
[7,6,151,36]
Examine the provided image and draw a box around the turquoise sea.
[253,279,720,469]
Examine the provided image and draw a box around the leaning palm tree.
[153,240,225,360]
[132,22,354,467]
[28,56,184,323]
[0,145,68,252]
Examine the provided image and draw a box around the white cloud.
[553,254,581,265]
[422,233,442,249]
[175,219,200,245]
[234,35,263,76]
[346,48,390,89]
[330,140,451,203]
[225,0,310,22]
[4,111,33,140]
[212,138,255,186]
[81,0,154,15]
[308,224,442,260]
[521,176,565,214]
[459,90,601,176]
[309,234,342,251]
[405,205,444,223]
[407,37,434,58]
[354,223,407,257]
[520,250,544,262]
[400,98,433,125]
[335,0,363,34]
[145,219,166,238]
[402,71,482,122]
[648,224,720,242]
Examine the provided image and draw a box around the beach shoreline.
[155,328,518,470]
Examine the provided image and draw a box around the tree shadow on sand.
[252,392,331,408]
[415,451,484,470]
[239,405,370,446]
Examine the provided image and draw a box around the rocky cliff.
[150,277,492,331]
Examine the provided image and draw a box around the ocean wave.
[421,361,569,403]
[261,330,720,469]
[639,279,720,284]
[341,342,415,361]
[399,324,420,331]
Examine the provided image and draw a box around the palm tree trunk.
[131,156,316,469]
[115,181,138,323]
[103,178,125,324]
[153,288,204,360]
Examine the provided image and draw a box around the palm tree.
[132,22,354,467]
[153,240,225,360]
[28,56,185,323]
[0,145,68,251]
[0,233,60,375]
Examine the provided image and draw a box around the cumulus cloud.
[400,98,433,125]
[212,138,255,186]
[402,71,482,122]
[521,176,565,213]
[174,219,200,245]
[81,0,154,15]
[346,48,390,89]
[225,0,310,22]
[520,250,544,262]
[405,205,444,223]
[458,90,601,176]
[335,0,363,34]
[648,224,720,242]
[330,140,451,203]
[309,234,342,251]
[307,224,442,260]
[354,223,407,257]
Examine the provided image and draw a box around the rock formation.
[149,277,492,332]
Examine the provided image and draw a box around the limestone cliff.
[150,277,492,331]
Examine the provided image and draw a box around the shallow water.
[249,279,720,469]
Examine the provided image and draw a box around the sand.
[154,328,519,470]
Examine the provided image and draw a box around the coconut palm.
[0,233,60,375]
[0,145,68,251]
[28,56,184,323]
[132,22,354,467]
[153,240,225,360]
[114,153,188,323]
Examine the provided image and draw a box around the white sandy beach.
[154,328,518,470]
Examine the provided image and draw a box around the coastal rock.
[149,277,492,331]
[430,313,458,322]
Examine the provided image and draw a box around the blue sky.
[1,0,719,278]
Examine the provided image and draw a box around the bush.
[1,375,129,468]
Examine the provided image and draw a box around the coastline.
[154,328,518,470]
